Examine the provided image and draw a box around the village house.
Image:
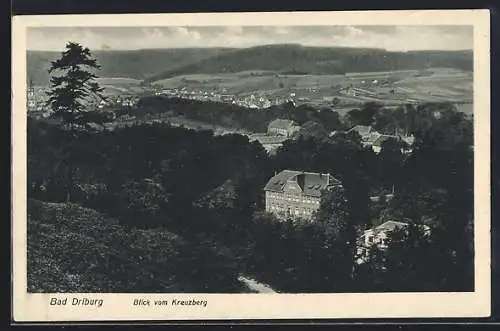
[348,125,381,146]
[356,220,431,264]
[249,134,289,155]
[347,124,373,137]
[267,119,301,137]
[263,170,342,220]
[371,134,415,154]
[347,125,414,154]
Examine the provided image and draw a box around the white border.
[12,10,491,321]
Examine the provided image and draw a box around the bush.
[27,199,245,293]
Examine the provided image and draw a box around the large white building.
[263,170,342,220]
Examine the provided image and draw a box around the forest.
[136,96,345,133]
[144,44,473,82]
[28,101,474,293]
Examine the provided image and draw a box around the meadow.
[151,67,473,109]
[95,77,146,96]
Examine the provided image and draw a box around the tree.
[292,104,317,125]
[315,186,351,240]
[318,108,343,132]
[377,137,407,188]
[314,186,357,289]
[345,102,381,127]
[45,42,107,202]
[46,42,106,131]
[293,120,329,141]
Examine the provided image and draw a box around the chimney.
[297,173,305,190]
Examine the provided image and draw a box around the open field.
[96,77,142,85]
[95,77,147,96]
[153,67,473,107]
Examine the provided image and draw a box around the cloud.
[27,25,473,51]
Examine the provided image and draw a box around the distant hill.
[145,44,473,83]
[27,47,235,85]
[27,44,473,86]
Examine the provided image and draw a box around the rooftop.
[374,220,409,232]
[264,170,342,197]
[348,125,373,137]
[363,131,383,143]
[250,134,289,144]
[364,220,431,236]
[372,134,415,147]
[372,134,396,147]
[268,119,299,130]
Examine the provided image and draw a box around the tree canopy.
[46,42,107,131]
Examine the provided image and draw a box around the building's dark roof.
[363,220,431,236]
[264,170,342,197]
[249,134,289,144]
[373,134,415,148]
[401,135,416,146]
[363,131,382,144]
[375,220,409,232]
[348,125,372,137]
[268,119,298,130]
[372,134,395,147]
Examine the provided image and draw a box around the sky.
[27,25,473,52]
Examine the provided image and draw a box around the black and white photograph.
[12,10,490,321]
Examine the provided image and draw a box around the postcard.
[11,9,491,322]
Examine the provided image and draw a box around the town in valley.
[26,26,475,294]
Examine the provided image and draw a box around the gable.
[284,181,303,194]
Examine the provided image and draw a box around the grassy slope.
[27,199,245,293]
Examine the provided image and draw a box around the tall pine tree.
[46,41,106,131]
[45,42,106,201]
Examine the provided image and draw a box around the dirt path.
[238,275,278,293]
